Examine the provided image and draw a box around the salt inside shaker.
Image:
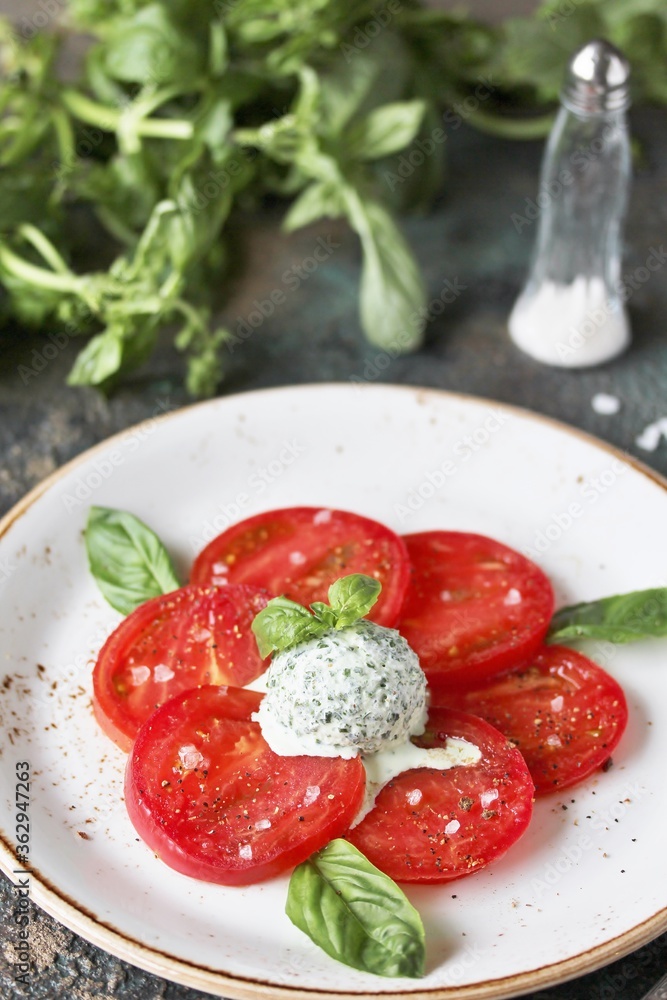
[508,39,632,367]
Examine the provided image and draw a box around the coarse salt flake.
[255,819,272,831]
[212,576,229,586]
[546,734,562,747]
[406,789,422,806]
[504,588,522,606]
[591,393,621,415]
[313,509,333,525]
[239,844,253,860]
[153,663,175,683]
[480,788,499,809]
[303,786,320,806]
[636,417,667,453]
[445,819,460,836]
[440,590,452,602]
[212,562,229,575]
[289,551,307,566]
[192,628,211,643]
[550,695,565,713]
[129,665,151,686]
[178,744,205,770]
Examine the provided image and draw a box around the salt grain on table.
[636,418,667,452]
[591,393,621,415]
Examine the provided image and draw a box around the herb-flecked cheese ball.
[255,620,427,758]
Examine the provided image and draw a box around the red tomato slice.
[93,584,271,752]
[125,685,366,885]
[439,645,629,795]
[347,707,534,883]
[397,531,554,693]
[190,506,410,627]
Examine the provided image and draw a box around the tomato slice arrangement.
[397,531,555,694]
[88,505,630,913]
[347,708,534,883]
[93,583,271,751]
[190,506,411,627]
[125,684,366,885]
[440,645,629,794]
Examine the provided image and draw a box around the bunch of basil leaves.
[1,0,666,395]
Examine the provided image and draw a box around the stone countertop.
[1,100,666,1000]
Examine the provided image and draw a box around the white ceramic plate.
[1,383,666,1000]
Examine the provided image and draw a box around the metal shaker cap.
[561,39,631,115]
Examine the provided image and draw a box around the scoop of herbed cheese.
[255,620,427,758]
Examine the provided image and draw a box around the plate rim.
[1,381,666,1000]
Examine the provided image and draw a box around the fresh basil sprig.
[252,574,381,658]
[548,588,667,645]
[286,839,425,979]
[84,505,180,615]
[326,574,382,626]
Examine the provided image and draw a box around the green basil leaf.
[286,839,425,979]
[68,320,160,390]
[328,574,381,628]
[548,588,667,644]
[308,602,338,629]
[319,31,411,136]
[251,596,321,658]
[282,180,344,233]
[67,330,124,387]
[102,4,203,87]
[85,506,180,616]
[344,190,426,352]
[345,100,427,162]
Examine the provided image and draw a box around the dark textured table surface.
[1,81,667,1000]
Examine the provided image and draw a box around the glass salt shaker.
[508,39,632,367]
